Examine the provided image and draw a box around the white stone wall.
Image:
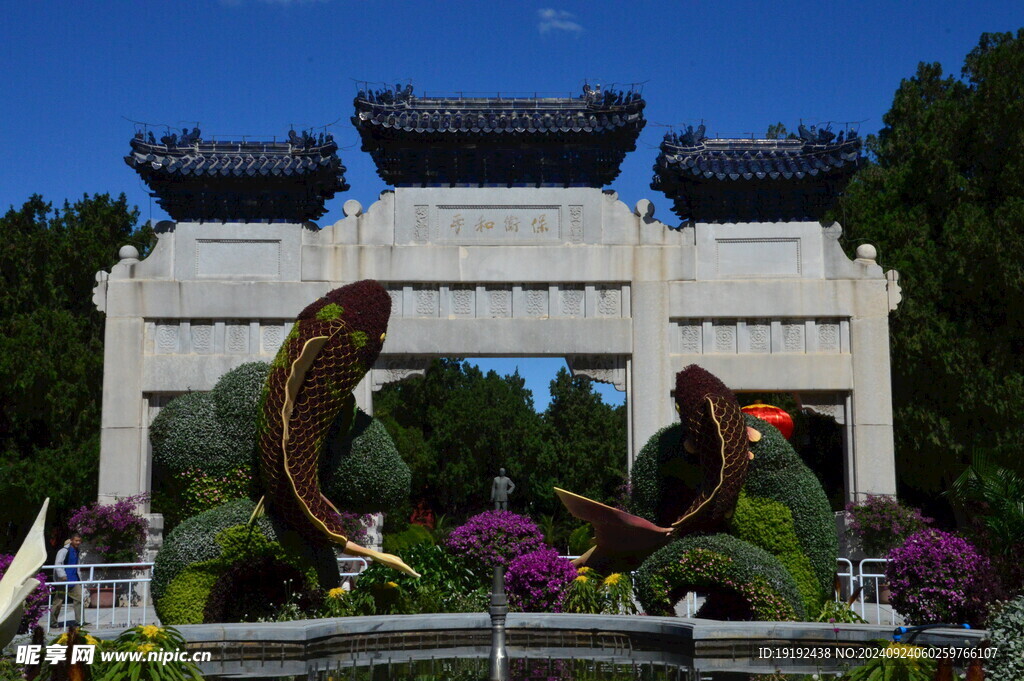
[94,186,900,515]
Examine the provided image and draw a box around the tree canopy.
[373,360,627,530]
[836,30,1024,502]
[0,194,151,549]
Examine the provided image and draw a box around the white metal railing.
[835,558,902,626]
[43,562,154,633]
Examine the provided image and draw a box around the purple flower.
[67,493,149,563]
[886,528,993,626]
[846,495,931,557]
[444,511,545,571]
[505,548,577,613]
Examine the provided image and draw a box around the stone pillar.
[847,314,898,501]
[97,315,148,510]
[629,277,673,469]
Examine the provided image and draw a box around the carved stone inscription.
[436,205,561,244]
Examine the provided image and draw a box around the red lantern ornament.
[741,401,795,441]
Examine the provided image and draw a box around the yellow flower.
[140,624,162,640]
[577,566,593,575]
[56,633,68,645]
[385,581,398,589]
[603,573,622,586]
[85,635,100,647]
[136,642,157,654]
[328,587,346,599]
[574,575,588,584]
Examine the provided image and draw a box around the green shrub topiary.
[321,409,411,514]
[629,424,703,525]
[635,533,804,620]
[150,391,239,475]
[728,491,823,615]
[743,414,838,597]
[355,543,488,614]
[210,361,271,450]
[988,596,1024,679]
[152,498,338,624]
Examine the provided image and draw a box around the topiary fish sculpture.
[256,280,419,577]
[556,365,760,569]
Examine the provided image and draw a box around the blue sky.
[3,1,1022,410]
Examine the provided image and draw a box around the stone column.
[847,313,898,501]
[629,275,673,469]
[97,315,148,510]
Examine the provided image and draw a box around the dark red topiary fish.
[256,280,418,576]
[556,365,760,569]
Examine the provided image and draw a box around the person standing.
[50,532,84,628]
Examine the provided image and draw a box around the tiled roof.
[652,131,863,223]
[125,133,348,222]
[352,85,646,187]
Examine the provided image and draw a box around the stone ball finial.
[855,244,877,261]
[635,199,654,220]
[343,200,363,218]
[118,245,140,262]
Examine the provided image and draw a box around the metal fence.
[835,558,902,625]
[43,562,154,634]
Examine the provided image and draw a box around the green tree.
[836,30,1024,502]
[543,368,627,505]
[0,194,151,549]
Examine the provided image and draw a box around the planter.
[878,580,891,605]
[86,586,115,608]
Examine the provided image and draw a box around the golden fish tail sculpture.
[257,280,418,577]
[555,364,759,570]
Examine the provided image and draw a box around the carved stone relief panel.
[782,323,805,353]
[414,287,439,317]
[567,355,627,391]
[262,324,284,354]
[713,321,737,354]
[816,320,841,353]
[747,322,771,353]
[595,286,621,317]
[371,356,432,391]
[226,323,250,354]
[560,288,585,317]
[190,323,213,354]
[679,322,703,354]
[155,323,179,354]
[450,287,475,317]
[488,288,512,318]
[524,287,549,317]
[568,205,584,243]
[413,205,430,243]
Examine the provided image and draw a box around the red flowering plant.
[504,547,577,613]
[886,528,994,626]
[444,511,545,575]
[67,494,149,564]
[0,553,49,632]
[845,495,931,557]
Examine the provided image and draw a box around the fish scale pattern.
[671,366,751,536]
[257,280,390,547]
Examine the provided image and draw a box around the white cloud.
[538,8,584,34]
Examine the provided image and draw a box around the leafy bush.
[444,511,545,574]
[382,523,434,555]
[634,533,804,621]
[97,624,204,681]
[629,424,690,524]
[67,493,148,563]
[816,599,866,624]
[987,596,1024,679]
[0,553,48,632]
[355,543,487,614]
[321,409,411,514]
[729,491,823,615]
[567,524,593,556]
[846,494,931,557]
[505,547,577,613]
[742,414,838,598]
[563,567,637,615]
[886,529,994,626]
[152,498,338,624]
[203,555,322,623]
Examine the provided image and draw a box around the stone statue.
[491,468,516,511]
